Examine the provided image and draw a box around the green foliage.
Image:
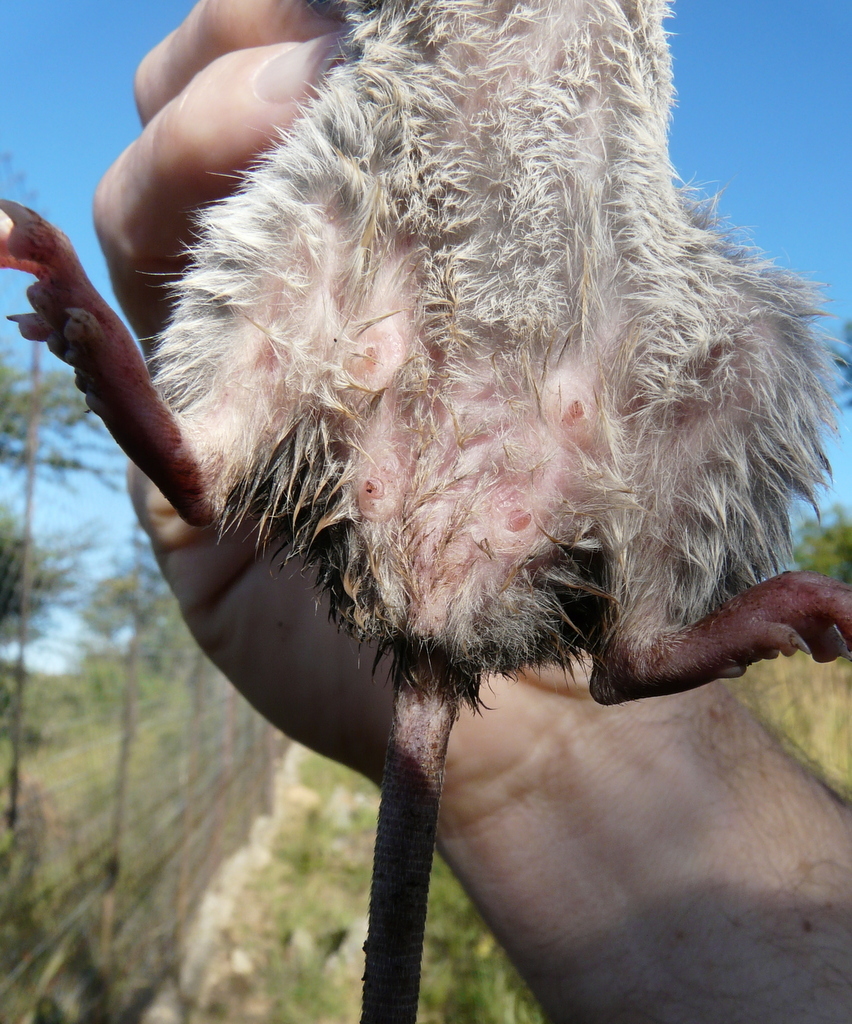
[0,343,110,478]
[80,535,198,685]
[0,504,78,646]
[794,505,852,584]
[201,751,547,1024]
[834,320,852,407]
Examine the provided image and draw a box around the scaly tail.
[361,658,458,1024]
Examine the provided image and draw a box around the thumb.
[94,32,344,340]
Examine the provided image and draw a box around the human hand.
[95,0,392,779]
[95,0,345,344]
[99,3,852,1019]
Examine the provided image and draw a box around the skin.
[91,0,852,1019]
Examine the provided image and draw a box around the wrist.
[438,677,852,1022]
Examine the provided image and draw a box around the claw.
[0,199,60,278]
[7,313,52,342]
[808,623,852,664]
[0,199,214,529]
[592,572,852,703]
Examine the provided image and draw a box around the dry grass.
[728,654,852,798]
[185,656,852,1024]
[187,754,546,1024]
[8,654,849,1022]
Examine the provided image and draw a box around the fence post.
[99,564,142,1001]
[176,651,206,945]
[6,340,42,832]
[211,680,236,875]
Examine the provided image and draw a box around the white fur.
[153,0,832,687]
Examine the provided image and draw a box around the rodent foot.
[591,571,852,704]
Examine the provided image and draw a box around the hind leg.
[591,571,852,704]
[0,201,211,527]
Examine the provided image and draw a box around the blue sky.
[0,0,850,588]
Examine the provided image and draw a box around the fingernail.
[254,32,345,105]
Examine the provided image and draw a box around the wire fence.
[0,163,288,1023]
[0,649,285,1024]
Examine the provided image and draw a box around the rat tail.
[361,660,458,1024]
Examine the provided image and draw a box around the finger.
[136,0,344,124]
[128,463,208,554]
[128,463,394,781]
[94,32,343,343]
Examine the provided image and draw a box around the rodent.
[152,0,832,703]
[1,2,841,1022]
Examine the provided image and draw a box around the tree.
[794,505,852,585]
[0,343,111,477]
[82,535,197,685]
[1,156,112,477]
[0,506,78,763]
[0,505,77,646]
[833,320,852,408]
[0,159,119,831]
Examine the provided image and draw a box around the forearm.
[440,676,852,1023]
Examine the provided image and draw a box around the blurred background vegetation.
[3,309,852,1023]
[1,152,851,1024]
[177,506,852,1024]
